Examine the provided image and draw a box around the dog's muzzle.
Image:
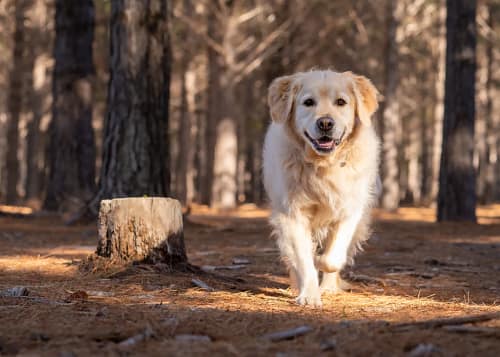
[316,116,334,133]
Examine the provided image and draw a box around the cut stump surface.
[96,197,187,266]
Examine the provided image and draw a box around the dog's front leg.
[272,213,321,307]
[315,210,363,290]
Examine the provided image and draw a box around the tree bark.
[44,0,96,211]
[429,0,446,205]
[175,0,195,206]
[437,0,477,222]
[5,0,29,204]
[200,6,220,205]
[176,67,196,205]
[96,197,187,266]
[92,0,171,211]
[481,4,498,203]
[380,0,400,210]
[212,113,237,208]
[25,1,53,202]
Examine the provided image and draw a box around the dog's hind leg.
[271,213,321,307]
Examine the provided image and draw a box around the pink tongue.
[318,141,333,148]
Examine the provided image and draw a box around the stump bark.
[96,197,188,266]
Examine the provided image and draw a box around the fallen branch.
[262,325,313,342]
[443,325,500,335]
[393,312,500,331]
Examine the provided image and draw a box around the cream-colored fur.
[263,70,380,307]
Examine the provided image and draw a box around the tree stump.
[95,197,188,267]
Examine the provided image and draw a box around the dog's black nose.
[316,117,334,132]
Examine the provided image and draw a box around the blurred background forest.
[0,0,498,220]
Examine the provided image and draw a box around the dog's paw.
[320,272,351,294]
[296,288,322,307]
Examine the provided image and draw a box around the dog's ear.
[348,72,380,125]
[268,75,298,123]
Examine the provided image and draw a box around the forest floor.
[0,204,499,356]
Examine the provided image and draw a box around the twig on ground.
[191,278,215,292]
[232,258,251,265]
[9,296,74,306]
[392,311,500,331]
[0,286,30,297]
[442,325,500,335]
[201,264,247,272]
[408,343,440,357]
[262,325,313,342]
[118,326,154,348]
[385,271,436,279]
[344,272,386,286]
[175,334,211,342]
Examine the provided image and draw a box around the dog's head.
[268,70,379,156]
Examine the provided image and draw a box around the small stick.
[262,325,313,342]
[344,272,386,286]
[191,278,215,292]
[201,264,247,272]
[393,311,500,331]
[232,258,251,265]
[118,326,154,347]
[175,334,211,342]
[443,325,500,335]
[11,296,73,306]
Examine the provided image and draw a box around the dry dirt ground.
[0,205,499,356]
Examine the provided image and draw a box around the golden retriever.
[263,70,380,306]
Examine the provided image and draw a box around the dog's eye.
[303,98,316,107]
[336,98,347,106]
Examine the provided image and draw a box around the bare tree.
[437,0,477,222]
[91,0,171,212]
[44,0,96,211]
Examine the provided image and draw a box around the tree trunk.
[25,2,53,203]
[5,0,29,204]
[194,99,206,204]
[92,0,171,211]
[44,0,96,211]
[405,103,423,204]
[481,4,498,203]
[96,197,187,266]
[429,0,446,205]
[380,0,400,210]
[200,7,220,205]
[175,17,196,206]
[174,0,196,206]
[175,62,190,205]
[212,112,237,208]
[437,0,477,222]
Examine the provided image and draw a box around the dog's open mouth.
[304,131,340,153]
